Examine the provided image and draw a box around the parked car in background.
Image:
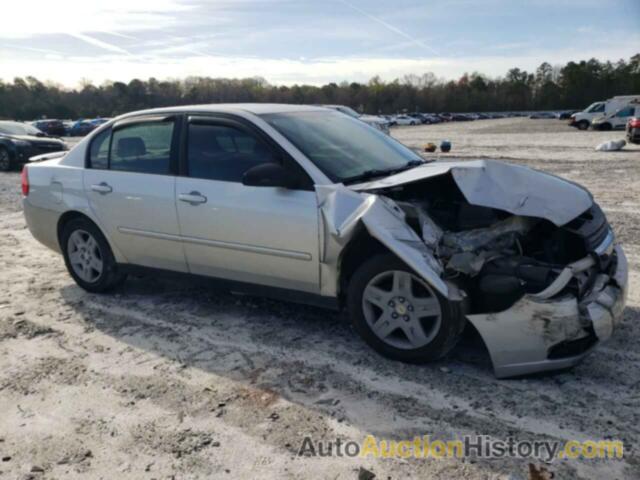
[21,103,628,378]
[0,121,67,171]
[529,112,556,119]
[570,96,640,130]
[31,119,67,137]
[451,113,472,121]
[90,117,111,128]
[393,114,419,125]
[557,110,578,120]
[423,114,441,124]
[591,104,640,131]
[627,117,640,144]
[321,105,390,133]
[68,120,98,137]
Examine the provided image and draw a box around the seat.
[117,137,146,158]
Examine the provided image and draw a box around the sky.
[1,0,639,87]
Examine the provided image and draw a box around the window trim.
[86,126,111,170]
[85,114,182,176]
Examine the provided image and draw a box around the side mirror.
[242,162,298,189]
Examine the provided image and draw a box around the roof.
[116,103,327,120]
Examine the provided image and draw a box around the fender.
[316,184,448,298]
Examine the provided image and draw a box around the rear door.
[83,116,188,272]
[175,115,320,293]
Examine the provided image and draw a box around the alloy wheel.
[67,229,103,283]
[362,270,442,350]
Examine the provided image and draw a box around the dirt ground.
[1,118,639,479]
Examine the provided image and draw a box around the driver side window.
[187,123,277,182]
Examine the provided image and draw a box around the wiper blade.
[342,160,426,185]
[342,168,397,184]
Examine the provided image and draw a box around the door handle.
[178,191,207,205]
[91,182,112,194]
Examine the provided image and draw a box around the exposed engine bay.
[384,172,611,314]
[317,160,628,378]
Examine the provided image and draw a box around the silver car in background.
[22,104,628,378]
[321,105,391,134]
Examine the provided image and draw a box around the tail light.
[21,166,29,196]
[629,118,640,128]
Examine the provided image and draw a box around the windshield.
[586,102,605,113]
[0,121,42,136]
[261,111,423,183]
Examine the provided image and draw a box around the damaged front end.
[319,160,628,378]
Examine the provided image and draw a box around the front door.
[175,117,320,293]
[83,117,188,272]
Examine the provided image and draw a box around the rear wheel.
[577,120,589,130]
[61,218,126,293]
[0,147,11,172]
[347,254,464,363]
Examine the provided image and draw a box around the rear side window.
[187,123,277,182]
[110,121,175,174]
[616,107,634,117]
[89,128,110,169]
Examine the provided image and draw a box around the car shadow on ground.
[58,271,503,416]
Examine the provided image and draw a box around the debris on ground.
[595,139,626,151]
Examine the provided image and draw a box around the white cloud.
[0,0,192,38]
[1,39,638,88]
[0,0,637,87]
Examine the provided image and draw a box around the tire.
[577,120,589,130]
[600,123,612,131]
[61,217,126,293]
[0,147,11,172]
[347,254,465,363]
[410,121,416,126]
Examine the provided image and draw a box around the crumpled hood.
[351,159,593,226]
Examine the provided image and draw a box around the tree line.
[1,55,638,120]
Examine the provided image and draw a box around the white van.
[570,95,640,130]
[591,103,640,131]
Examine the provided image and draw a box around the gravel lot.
[1,118,639,479]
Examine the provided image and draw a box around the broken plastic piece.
[595,139,626,151]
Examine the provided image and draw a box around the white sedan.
[393,115,419,126]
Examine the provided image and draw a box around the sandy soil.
[0,118,639,479]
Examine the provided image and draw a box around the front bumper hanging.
[467,239,628,379]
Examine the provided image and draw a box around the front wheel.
[61,217,127,293]
[0,147,11,172]
[347,254,465,363]
[577,120,589,130]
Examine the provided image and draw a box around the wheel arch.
[0,142,15,169]
[338,228,389,304]
[56,210,127,263]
